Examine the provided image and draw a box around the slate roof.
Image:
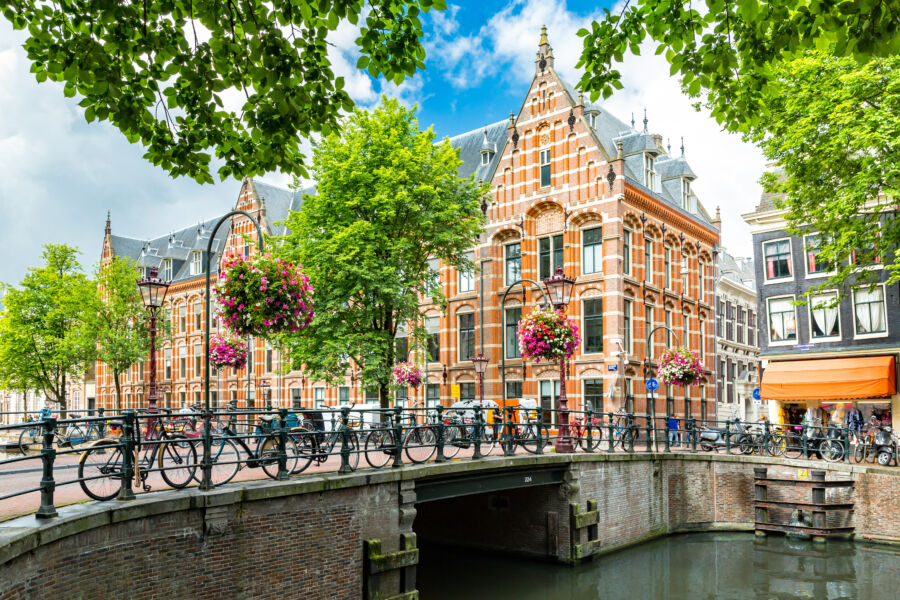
[253,180,314,237]
[447,119,507,181]
[720,251,756,291]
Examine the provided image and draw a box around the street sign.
[450,384,460,398]
[752,387,761,401]
[608,364,618,372]
[797,468,809,480]
[645,378,659,392]
[258,380,271,388]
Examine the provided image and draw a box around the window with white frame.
[458,251,475,293]
[458,312,475,361]
[539,234,564,279]
[505,243,521,285]
[763,239,793,281]
[854,286,887,335]
[190,251,202,275]
[314,387,325,409]
[644,153,656,190]
[540,148,551,187]
[644,238,652,282]
[582,228,602,275]
[809,292,840,339]
[664,246,671,289]
[623,228,632,275]
[505,307,521,359]
[624,299,633,353]
[162,259,173,281]
[426,257,440,289]
[681,179,691,208]
[768,296,797,342]
[804,234,831,276]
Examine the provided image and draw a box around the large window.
[506,381,522,400]
[623,228,632,275]
[540,148,551,187]
[810,292,840,339]
[665,307,672,346]
[804,234,830,275]
[314,387,325,409]
[194,342,202,377]
[426,316,440,362]
[644,238,652,282]
[539,234,564,279]
[768,296,797,342]
[764,239,793,281]
[505,307,521,359]
[458,312,475,361]
[395,322,409,363]
[426,384,440,408]
[624,299,633,353]
[162,259,172,281]
[178,344,186,378]
[459,383,476,402]
[291,388,302,409]
[583,299,603,353]
[339,387,350,403]
[505,243,521,285]
[179,305,187,332]
[664,247,671,289]
[194,302,202,330]
[426,257,440,289]
[540,380,560,425]
[458,251,475,293]
[164,348,172,379]
[584,380,604,413]
[854,286,887,335]
[395,386,408,406]
[582,228,602,275]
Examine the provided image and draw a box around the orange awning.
[762,356,896,401]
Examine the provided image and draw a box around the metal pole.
[499,279,550,417]
[646,325,681,449]
[147,307,158,413]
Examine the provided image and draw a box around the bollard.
[36,417,58,518]
[472,405,483,459]
[199,408,214,491]
[503,407,516,456]
[339,407,352,474]
[276,408,290,480]
[435,405,446,463]
[392,406,404,468]
[690,418,697,452]
[118,411,136,501]
[725,420,732,453]
[535,407,544,455]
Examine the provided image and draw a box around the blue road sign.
[752,388,761,401]
[608,364,618,372]
[645,378,659,392]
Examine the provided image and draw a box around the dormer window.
[162,259,173,281]
[481,151,491,166]
[644,153,656,190]
[681,179,691,209]
[190,251,202,275]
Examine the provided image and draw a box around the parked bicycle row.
[1,404,896,518]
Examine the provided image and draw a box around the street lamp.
[473,353,489,408]
[543,266,576,453]
[137,268,170,413]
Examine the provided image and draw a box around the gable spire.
[535,25,554,74]
[104,210,111,236]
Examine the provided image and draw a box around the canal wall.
[0,453,898,599]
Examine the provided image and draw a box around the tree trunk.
[113,370,123,413]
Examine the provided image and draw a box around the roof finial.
[680,137,685,156]
[508,111,516,128]
[104,210,111,236]
[631,113,635,128]
[667,138,672,154]
[539,24,549,47]
[643,108,648,132]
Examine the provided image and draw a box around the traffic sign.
[752,387,761,401]
[645,378,659,392]
[607,364,618,372]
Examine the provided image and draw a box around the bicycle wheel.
[365,428,395,469]
[738,436,755,455]
[66,425,86,447]
[767,433,786,457]
[853,443,866,464]
[79,442,123,501]
[259,435,300,479]
[521,423,548,454]
[403,426,437,463]
[441,425,463,459]
[479,427,497,456]
[577,426,603,451]
[159,438,198,488]
[201,437,241,485]
[290,428,317,475]
[338,431,360,471]
[17,428,35,456]
[622,428,635,453]
[783,434,803,459]
[820,439,844,463]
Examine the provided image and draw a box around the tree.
[276,98,487,407]
[1,0,447,183]
[91,256,169,412]
[0,245,97,414]
[750,52,900,293]
[575,1,900,132]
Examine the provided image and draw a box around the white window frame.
[162,258,173,281]
[762,237,794,284]
[539,148,551,188]
[852,284,889,340]
[681,179,690,209]
[582,227,602,276]
[190,251,202,275]
[644,153,656,190]
[807,291,842,342]
[505,242,522,286]
[314,387,325,409]
[623,299,633,354]
[481,151,490,166]
[803,233,834,279]
[457,251,475,294]
[767,295,798,346]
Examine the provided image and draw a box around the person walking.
[667,416,679,447]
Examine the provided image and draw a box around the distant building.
[743,189,900,429]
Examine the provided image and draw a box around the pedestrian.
[847,406,863,442]
[668,416,679,447]
[38,401,52,420]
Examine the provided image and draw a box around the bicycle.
[609,416,636,452]
[570,413,604,451]
[78,410,198,501]
[18,413,104,454]
[290,408,359,475]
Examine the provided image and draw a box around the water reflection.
[417,533,900,600]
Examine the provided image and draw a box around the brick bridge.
[1,453,897,600]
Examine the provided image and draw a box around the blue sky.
[0,0,763,286]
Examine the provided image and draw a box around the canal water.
[418,533,900,599]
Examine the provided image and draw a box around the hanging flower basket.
[215,253,314,338]
[517,306,580,363]
[209,331,248,370]
[393,362,423,388]
[657,347,703,386]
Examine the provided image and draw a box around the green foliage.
[0,245,97,411]
[1,0,445,182]
[749,52,900,293]
[276,97,486,406]
[575,0,900,132]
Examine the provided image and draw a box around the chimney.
[712,206,722,231]
[650,133,663,151]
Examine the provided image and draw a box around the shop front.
[761,355,899,429]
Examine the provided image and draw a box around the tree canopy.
[1,0,446,183]
[576,0,900,132]
[0,245,96,412]
[750,52,900,292]
[276,98,486,406]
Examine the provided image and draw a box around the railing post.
[607,412,615,453]
[690,418,697,452]
[339,407,352,474]
[802,426,809,460]
[645,416,653,453]
[725,419,732,454]
[584,408,594,454]
[472,405,483,460]
[35,417,58,518]
[199,408,213,490]
[503,407,515,456]
[118,411,136,501]
[535,407,544,455]
[392,406,404,468]
[435,405,446,463]
[97,407,106,437]
[276,408,290,480]
[763,420,771,456]
[627,413,635,453]
[843,426,850,464]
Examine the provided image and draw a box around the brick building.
[95,29,720,419]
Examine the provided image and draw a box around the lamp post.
[473,353,489,407]
[542,266,576,453]
[137,268,171,414]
